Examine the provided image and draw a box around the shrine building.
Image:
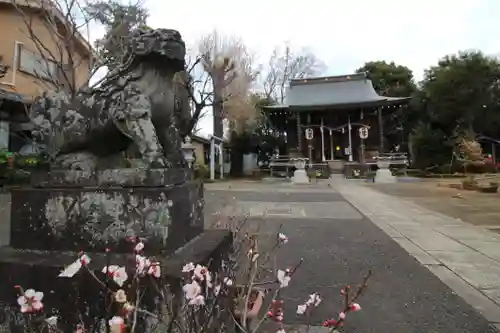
[261,73,411,170]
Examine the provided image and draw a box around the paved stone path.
[205,179,500,332]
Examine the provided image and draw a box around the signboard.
[358,127,369,139]
[305,128,314,140]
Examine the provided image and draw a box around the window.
[18,46,59,82]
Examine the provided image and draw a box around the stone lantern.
[374,156,396,183]
[290,157,310,184]
[181,136,196,168]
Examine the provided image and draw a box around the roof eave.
[262,97,411,112]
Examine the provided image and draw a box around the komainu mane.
[30,28,194,171]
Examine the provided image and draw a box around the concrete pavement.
[332,176,500,331]
[205,180,499,332]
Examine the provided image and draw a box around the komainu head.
[123,28,186,72]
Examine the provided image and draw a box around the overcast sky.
[90,0,500,136]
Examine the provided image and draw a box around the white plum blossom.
[183,280,207,305]
[102,266,128,287]
[277,329,286,333]
[182,262,195,273]
[297,293,321,316]
[190,294,205,306]
[307,293,322,307]
[296,304,307,315]
[223,277,233,286]
[277,269,291,288]
[183,281,202,301]
[135,255,151,275]
[278,233,289,244]
[17,289,44,313]
[134,242,145,252]
[213,284,221,296]
[45,316,58,326]
[58,253,91,278]
[114,289,127,303]
[193,265,208,280]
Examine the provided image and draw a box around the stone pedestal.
[291,158,310,184]
[0,168,231,332]
[374,159,396,183]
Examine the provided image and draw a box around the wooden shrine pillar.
[360,109,365,163]
[307,113,312,164]
[378,107,384,153]
[296,112,302,153]
[320,117,325,162]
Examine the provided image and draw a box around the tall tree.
[263,44,325,104]
[197,30,257,138]
[355,61,417,97]
[356,61,418,147]
[419,51,500,137]
[84,0,150,70]
[410,51,500,169]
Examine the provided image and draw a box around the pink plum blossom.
[109,316,125,333]
[102,266,128,287]
[339,312,346,320]
[17,288,44,313]
[278,233,288,244]
[351,303,361,312]
[148,262,161,278]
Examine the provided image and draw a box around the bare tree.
[264,43,326,104]
[10,0,99,97]
[197,30,246,137]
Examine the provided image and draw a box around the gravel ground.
[204,187,499,333]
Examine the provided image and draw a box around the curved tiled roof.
[263,73,410,110]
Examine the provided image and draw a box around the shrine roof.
[262,73,410,111]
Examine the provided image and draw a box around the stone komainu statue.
[30,28,194,171]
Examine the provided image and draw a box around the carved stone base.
[10,180,204,255]
[292,169,310,184]
[374,168,396,183]
[30,168,192,188]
